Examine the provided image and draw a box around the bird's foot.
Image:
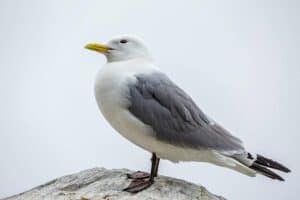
[127,171,150,179]
[123,178,153,193]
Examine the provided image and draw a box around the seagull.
[85,35,290,193]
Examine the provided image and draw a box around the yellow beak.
[85,43,110,53]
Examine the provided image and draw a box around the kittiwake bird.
[85,35,291,193]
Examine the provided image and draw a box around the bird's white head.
[85,35,151,62]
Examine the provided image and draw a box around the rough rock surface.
[4,168,226,200]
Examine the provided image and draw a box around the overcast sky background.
[0,0,299,199]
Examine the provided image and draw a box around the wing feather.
[128,72,245,154]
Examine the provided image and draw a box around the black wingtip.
[250,163,285,181]
[256,154,291,173]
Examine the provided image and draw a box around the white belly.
[94,65,213,163]
[94,65,165,157]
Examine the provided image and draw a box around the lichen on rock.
[4,168,226,200]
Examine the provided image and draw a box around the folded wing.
[128,72,245,155]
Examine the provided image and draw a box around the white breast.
[94,59,161,152]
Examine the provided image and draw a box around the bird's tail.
[247,153,291,181]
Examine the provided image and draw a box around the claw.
[123,178,153,193]
[127,171,150,179]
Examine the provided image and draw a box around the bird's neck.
[106,54,153,63]
[102,58,159,76]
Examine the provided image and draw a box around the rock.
[4,168,226,200]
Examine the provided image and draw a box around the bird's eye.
[120,39,128,44]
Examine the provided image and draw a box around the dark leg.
[154,156,160,177]
[127,153,160,179]
[123,153,160,193]
[150,153,160,177]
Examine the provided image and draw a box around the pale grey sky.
[0,0,299,199]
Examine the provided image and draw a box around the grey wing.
[128,72,245,154]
